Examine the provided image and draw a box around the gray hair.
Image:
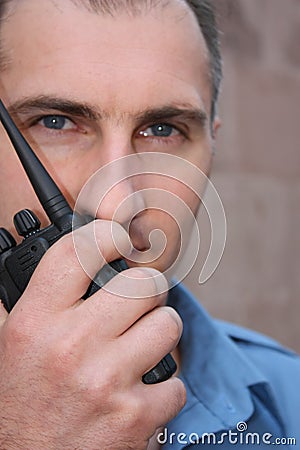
[0,0,222,120]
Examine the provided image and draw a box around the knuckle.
[118,394,146,431]
[48,233,75,260]
[3,312,34,349]
[158,307,182,344]
[156,379,186,421]
[102,393,150,448]
[77,366,121,409]
[46,336,79,378]
[34,234,77,284]
[123,267,168,299]
[94,219,132,257]
[109,219,127,238]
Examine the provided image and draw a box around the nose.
[76,150,146,227]
[97,165,146,225]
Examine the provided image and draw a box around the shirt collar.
[166,283,272,438]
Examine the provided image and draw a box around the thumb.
[0,300,8,325]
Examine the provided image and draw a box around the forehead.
[0,0,211,115]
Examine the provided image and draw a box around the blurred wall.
[185,0,300,352]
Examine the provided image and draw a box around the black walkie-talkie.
[0,99,176,384]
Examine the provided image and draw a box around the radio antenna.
[0,99,73,226]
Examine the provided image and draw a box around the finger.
[120,306,183,379]
[141,377,186,430]
[19,220,131,311]
[78,267,169,337]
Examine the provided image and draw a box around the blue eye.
[150,124,174,137]
[139,124,179,138]
[39,115,75,130]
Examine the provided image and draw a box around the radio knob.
[0,228,17,253]
[14,209,41,238]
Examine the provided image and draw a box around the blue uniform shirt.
[160,284,300,449]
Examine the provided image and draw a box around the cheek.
[0,169,41,234]
[40,154,102,210]
[0,142,94,233]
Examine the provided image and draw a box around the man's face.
[0,0,217,274]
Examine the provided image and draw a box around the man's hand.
[0,220,185,449]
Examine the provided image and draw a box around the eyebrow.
[8,96,101,121]
[135,106,207,129]
[8,95,208,128]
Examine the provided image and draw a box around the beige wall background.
[185,0,300,352]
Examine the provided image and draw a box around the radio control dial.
[14,209,41,238]
[0,228,17,253]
